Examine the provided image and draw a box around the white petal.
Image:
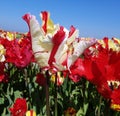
[30,16,53,68]
[67,38,96,69]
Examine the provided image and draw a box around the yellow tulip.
[98,38,120,52]
[26,110,36,116]
[6,32,14,41]
[0,44,6,62]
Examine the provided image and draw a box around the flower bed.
[0,11,120,116]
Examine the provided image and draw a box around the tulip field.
[0,11,120,116]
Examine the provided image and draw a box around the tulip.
[0,44,6,62]
[26,110,36,116]
[23,11,96,73]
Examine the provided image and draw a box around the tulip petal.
[30,15,53,68]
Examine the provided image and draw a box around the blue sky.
[0,0,120,39]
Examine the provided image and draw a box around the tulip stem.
[98,96,102,116]
[45,71,50,116]
[54,73,58,116]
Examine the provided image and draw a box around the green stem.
[104,100,111,116]
[45,71,50,116]
[98,96,102,116]
[24,68,32,109]
[54,73,58,116]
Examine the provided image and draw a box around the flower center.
[108,80,120,90]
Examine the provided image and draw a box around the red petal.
[41,11,49,33]
[68,25,76,38]
[48,26,65,66]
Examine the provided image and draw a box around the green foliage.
[0,63,120,115]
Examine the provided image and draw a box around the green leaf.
[76,108,84,116]
[14,90,22,99]
[83,103,89,115]
[0,98,4,105]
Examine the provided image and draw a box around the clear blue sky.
[0,0,120,39]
